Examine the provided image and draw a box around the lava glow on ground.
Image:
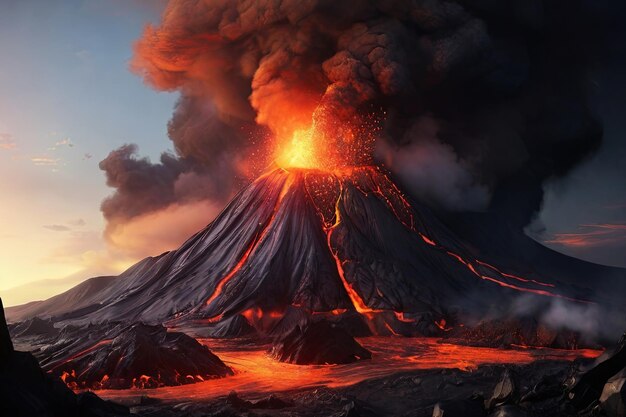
[95,337,601,402]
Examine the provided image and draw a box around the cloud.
[376,115,490,211]
[105,199,223,258]
[0,133,16,150]
[43,224,72,232]
[122,0,611,234]
[544,223,626,248]
[49,137,74,150]
[68,218,86,227]
[31,156,60,166]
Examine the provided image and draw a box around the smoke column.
[100,0,620,245]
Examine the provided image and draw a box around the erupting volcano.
[9,124,603,340]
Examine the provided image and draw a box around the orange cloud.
[544,223,626,248]
[0,133,16,150]
[105,199,223,258]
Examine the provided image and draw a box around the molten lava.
[93,337,601,401]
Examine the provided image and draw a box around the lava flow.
[93,337,601,402]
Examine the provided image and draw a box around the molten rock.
[270,320,372,365]
[50,322,233,389]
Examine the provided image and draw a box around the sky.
[0,0,624,307]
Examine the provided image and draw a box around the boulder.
[50,322,233,389]
[600,377,626,417]
[270,320,372,365]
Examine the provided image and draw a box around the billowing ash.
[101,0,617,236]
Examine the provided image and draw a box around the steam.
[512,295,626,343]
[101,0,614,242]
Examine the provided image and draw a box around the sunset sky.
[0,0,625,307]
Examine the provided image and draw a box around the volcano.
[9,165,624,339]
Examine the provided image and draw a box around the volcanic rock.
[208,314,257,338]
[489,405,528,417]
[270,320,372,365]
[486,368,518,410]
[567,332,626,412]
[432,399,484,417]
[0,298,130,417]
[12,316,58,338]
[49,322,233,389]
[226,391,293,410]
[0,299,13,363]
[601,377,626,417]
[448,317,583,349]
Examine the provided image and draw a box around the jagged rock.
[325,311,373,337]
[267,306,311,338]
[432,399,484,417]
[226,391,292,410]
[209,315,257,338]
[0,297,129,417]
[339,401,361,417]
[0,299,13,363]
[486,368,518,409]
[489,405,528,417]
[12,316,58,338]
[568,332,626,412]
[600,377,626,417]
[448,317,583,349]
[49,322,233,389]
[519,373,563,403]
[270,320,372,364]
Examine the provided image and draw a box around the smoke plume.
[100,0,622,247]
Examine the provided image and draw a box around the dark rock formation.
[0,298,130,417]
[448,317,584,349]
[49,322,233,389]
[600,377,626,417]
[270,320,372,365]
[486,368,518,410]
[11,316,58,338]
[208,315,257,338]
[0,299,13,362]
[226,391,293,410]
[567,332,626,412]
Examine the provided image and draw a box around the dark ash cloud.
[99,0,625,234]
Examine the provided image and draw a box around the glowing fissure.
[475,260,555,288]
[49,339,113,372]
[324,180,381,315]
[343,167,582,303]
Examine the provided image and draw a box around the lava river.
[94,337,601,402]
